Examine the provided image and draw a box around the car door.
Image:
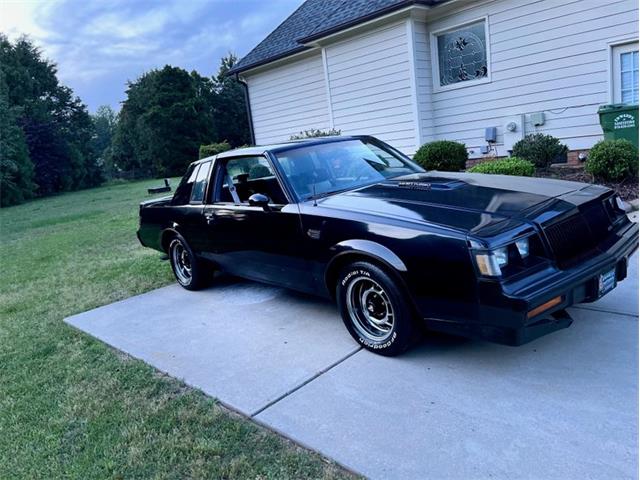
[201,154,313,292]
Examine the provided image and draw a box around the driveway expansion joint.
[250,346,362,418]
[572,305,639,318]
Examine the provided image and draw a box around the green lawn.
[0,179,352,479]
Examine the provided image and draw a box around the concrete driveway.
[66,252,638,479]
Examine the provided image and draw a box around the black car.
[137,136,638,356]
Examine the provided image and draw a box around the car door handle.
[204,212,215,224]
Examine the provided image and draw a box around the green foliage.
[199,141,231,159]
[289,128,342,140]
[413,140,468,171]
[111,66,217,177]
[512,133,568,168]
[112,54,251,178]
[468,157,535,176]
[213,54,252,147]
[0,34,101,205]
[91,105,117,177]
[585,139,639,182]
[0,83,36,206]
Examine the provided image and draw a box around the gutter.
[235,73,256,146]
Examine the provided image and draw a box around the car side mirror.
[248,193,271,211]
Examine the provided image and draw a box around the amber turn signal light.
[527,296,562,319]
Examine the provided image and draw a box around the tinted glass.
[273,139,423,200]
[217,156,287,204]
[172,164,198,205]
[190,161,211,203]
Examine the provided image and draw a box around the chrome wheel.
[346,276,394,342]
[171,240,192,285]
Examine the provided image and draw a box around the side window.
[172,164,199,205]
[215,156,287,204]
[190,161,211,203]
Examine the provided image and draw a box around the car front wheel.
[337,261,418,356]
[168,235,211,291]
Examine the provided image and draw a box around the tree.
[0,34,101,204]
[112,66,217,177]
[91,105,117,177]
[212,54,251,147]
[0,76,36,206]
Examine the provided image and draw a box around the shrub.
[289,128,341,140]
[199,141,231,159]
[512,133,568,168]
[468,157,535,176]
[585,139,639,182]
[413,140,468,171]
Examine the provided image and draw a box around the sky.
[0,0,301,112]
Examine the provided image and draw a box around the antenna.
[312,180,317,207]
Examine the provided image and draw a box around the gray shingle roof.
[229,0,447,75]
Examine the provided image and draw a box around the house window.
[435,19,489,88]
[620,51,638,104]
[612,42,639,104]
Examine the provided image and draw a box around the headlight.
[515,238,529,258]
[471,236,533,277]
[494,247,509,267]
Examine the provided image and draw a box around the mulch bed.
[536,167,639,201]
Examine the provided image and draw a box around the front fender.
[327,239,408,273]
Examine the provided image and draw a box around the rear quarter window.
[172,164,198,205]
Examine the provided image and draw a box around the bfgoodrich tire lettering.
[337,261,418,356]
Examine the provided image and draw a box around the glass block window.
[436,20,489,87]
[620,50,638,104]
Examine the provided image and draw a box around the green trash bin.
[598,104,639,149]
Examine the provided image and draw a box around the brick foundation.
[567,149,589,165]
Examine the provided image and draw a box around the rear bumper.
[426,220,639,345]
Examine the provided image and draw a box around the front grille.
[543,202,611,266]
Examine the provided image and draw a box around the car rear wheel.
[337,261,418,356]
[168,235,212,291]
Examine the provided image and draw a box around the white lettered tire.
[337,261,418,356]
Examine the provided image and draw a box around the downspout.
[235,73,256,146]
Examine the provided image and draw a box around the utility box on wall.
[503,115,524,153]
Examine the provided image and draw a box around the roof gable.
[229,0,446,75]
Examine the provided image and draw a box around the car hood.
[315,172,610,238]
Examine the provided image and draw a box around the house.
[229,0,639,162]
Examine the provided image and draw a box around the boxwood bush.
[413,140,468,171]
[585,139,639,182]
[199,141,231,159]
[467,157,535,176]
[512,133,568,168]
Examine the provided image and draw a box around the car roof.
[193,135,371,165]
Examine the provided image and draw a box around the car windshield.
[273,139,424,200]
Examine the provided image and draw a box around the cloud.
[0,0,301,111]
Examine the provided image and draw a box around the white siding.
[245,52,330,145]
[324,21,418,154]
[413,20,434,144]
[414,0,639,156]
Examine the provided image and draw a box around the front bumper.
[427,220,638,345]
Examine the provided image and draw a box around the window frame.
[608,38,639,104]
[430,16,492,93]
[208,154,293,206]
[189,160,212,205]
